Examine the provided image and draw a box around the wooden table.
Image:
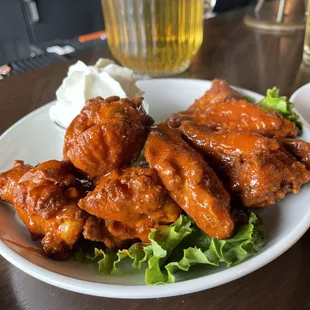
[1,8,310,310]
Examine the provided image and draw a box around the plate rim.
[290,82,310,103]
[290,82,310,128]
[1,78,310,299]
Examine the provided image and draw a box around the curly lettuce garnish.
[259,87,302,131]
[75,213,264,285]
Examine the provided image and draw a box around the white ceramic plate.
[1,79,310,299]
[290,82,310,126]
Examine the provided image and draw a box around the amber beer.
[101,0,204,76]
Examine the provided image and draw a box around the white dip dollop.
[49,58,148,128]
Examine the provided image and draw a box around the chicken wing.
[0,160,87,259]
[180,121,310,207]
[144,123,234,239]
[281,138,310,170]
[64,96,154,178]
[167,80,298,140]
[78,167,182,243]
[82,216,135,249]
[190,79,244,109]
[167,79,243,128]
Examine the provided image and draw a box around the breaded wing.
[0,160,87,259]
[144,123,234,239]
[78,167,181,244]
[64,96,154,178]
[180,121,310,207]
[281,138,310,170]
[167,79,298,140]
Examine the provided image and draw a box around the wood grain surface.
[1,8,310,310]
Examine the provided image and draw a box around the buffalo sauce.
[1,237,43,257]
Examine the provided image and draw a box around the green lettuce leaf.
[74,213,264,285]
[259,87,302,131]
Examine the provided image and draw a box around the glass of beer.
[101,0,214,76]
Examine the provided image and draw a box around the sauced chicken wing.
[180,121,310,207]
[144,123,234,239]
[281,138,310,170]
[78,167,182,243]
[167,80,298,140]
[190,79,244,109]
[64,96,154,178]
[167,79,243,128]
[0,160,87,259]
[82,216,135,249]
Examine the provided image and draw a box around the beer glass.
[102,0,215,76]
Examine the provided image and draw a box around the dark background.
[0,0,104,65]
